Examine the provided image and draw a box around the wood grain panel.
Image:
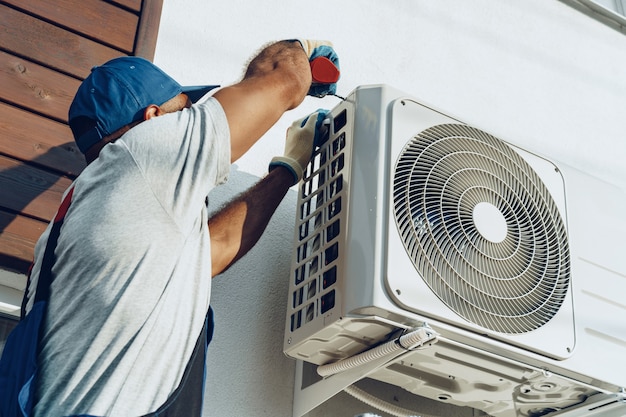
[134,0,164,60]
[0,4,124,79]
[0,51,81,123]
[3,0,138,53]
[0,0,163,275]
[0,102,86,176]
[0,155,73,222]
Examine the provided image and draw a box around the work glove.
[296,39,340,98]
[269,110,330,185]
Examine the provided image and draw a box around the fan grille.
[392,124,570,334]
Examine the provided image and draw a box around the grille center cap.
[472,202,507,243]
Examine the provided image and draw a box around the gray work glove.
[269,110,330,185]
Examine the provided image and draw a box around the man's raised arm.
[213,39,337,162]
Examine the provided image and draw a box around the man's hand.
[268,110,330,185]
[296,40,340,97]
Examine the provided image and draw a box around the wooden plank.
[109,0,142,13]
[0,155,73,222]
[0,51,80,123]
[0,211,45,243]
[0,102,86,177]
[134,0,164,60]
[0,4,124,79]
[4,0,138,53]
[0,211,46,274]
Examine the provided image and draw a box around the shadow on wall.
[203,165,301,417]
[0,141,84,273]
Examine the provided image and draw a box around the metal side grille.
[288,116,348,333]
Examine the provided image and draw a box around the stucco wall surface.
[154,1,626,416]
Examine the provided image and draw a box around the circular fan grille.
[393,124,571,334]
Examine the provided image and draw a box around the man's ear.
[144,104,163,120]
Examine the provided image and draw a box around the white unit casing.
[283,85,626,417]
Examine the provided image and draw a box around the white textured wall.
[154,1,626,416]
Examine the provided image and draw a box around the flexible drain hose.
[316,325,440,417]
[317,326,438,377]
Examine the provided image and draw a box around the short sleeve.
[120,97,231,233]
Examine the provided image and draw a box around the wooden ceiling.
[0,0,163,274]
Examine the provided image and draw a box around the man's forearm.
[209,166,295,277]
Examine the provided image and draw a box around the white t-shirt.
[28,98,230,416]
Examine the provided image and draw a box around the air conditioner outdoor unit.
[283,85,626,417]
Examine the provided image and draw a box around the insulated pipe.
[317,326,438,377]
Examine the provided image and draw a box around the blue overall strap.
[21,187,75,317]
[33,187,74,304]
[1,186,74,417]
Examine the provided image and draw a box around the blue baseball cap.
[69,56,218,154]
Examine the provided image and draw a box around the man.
[22,39,339,416]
